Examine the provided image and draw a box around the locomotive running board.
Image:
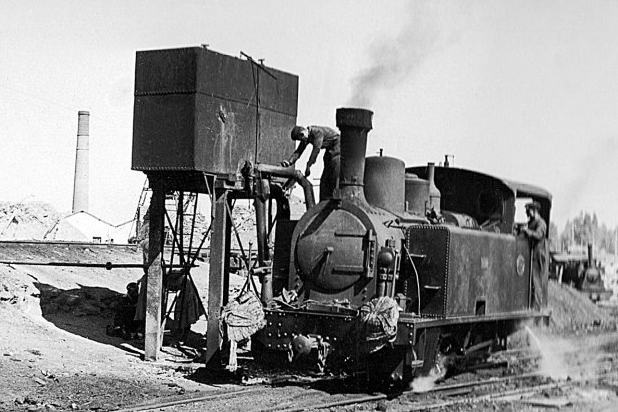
[400,309,550,328]
[396,309,551,346]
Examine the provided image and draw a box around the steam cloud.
[348,2,466,108]
[561,137,618,220]
[525,325,601,380]
[409,355,447,392]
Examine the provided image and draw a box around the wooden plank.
[205,188,230,366]
[144,184,165,361]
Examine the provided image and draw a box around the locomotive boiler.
[253,108,552,382]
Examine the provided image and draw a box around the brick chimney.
[72,111,89,213]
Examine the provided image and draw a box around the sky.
[1,0,617,231]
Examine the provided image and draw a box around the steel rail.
[264,369,618,412]
[260,394,388,412]
[108,340,616,411]
[112,387,269,412]
[257,372,544,412]
[405,371,618,411]
[108,367,618,412]
[428,352,617,395]
[418,371,543,394]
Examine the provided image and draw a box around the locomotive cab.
[404,165,552,317]
[406,165,552,236]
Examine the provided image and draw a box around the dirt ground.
[1,242,618,411]
[0,243,223,412]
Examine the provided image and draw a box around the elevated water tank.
[132,47,299,176]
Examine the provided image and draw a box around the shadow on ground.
[31,282,368,396]
[33,281,206,359]
[34,281,133,346]
[186,362,380,395]
[184,345,378,395]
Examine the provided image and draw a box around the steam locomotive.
[253,108,552,382]
[550,244,612,302]
[130,47,551,382]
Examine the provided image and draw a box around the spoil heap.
[229,201,256,250]
[547,280,616,332]
[0,201,65,240]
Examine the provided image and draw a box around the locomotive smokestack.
[72,111,90,213]
[335,108,373,202]
[588,243,594,268]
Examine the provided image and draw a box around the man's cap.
[127,282,138,290]
[525,200,542,212]
[291,125,308,140]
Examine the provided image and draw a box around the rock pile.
[37,283,121,317]
[547,280,616,332]
[229,202,257,250]
[228,194,306,250]
[0,201,63,240]
[0,266,38,306]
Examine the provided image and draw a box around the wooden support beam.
[205,188,231,367]
[144,182,165,361]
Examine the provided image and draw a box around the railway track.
[112,361,618,412]
[399,371,618,411]
[113,387,272,412]
[114,382,383,412]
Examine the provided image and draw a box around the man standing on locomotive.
[281,125,340,202]
[521,201,549,310]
